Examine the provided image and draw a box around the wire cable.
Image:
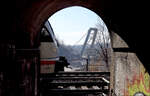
[73,32,87,45]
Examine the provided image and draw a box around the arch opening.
[39,6,112,72]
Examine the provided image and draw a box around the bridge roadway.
[40,71,110,96]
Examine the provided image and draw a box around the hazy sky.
[48,6,104,45]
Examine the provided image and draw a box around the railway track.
[40,72,110,96]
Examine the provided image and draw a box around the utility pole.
[86,58,89,71]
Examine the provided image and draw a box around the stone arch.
[18,0,111,48]
[14,0,150,95]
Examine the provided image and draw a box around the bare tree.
[94,21,111,71]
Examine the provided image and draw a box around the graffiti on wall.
[125,65,150,96]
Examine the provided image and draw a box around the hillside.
[57,43,111,71]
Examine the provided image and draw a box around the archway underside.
[16,0,149,72]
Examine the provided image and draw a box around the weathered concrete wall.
[111,32,150,96]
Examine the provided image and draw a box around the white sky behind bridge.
[48,6,107,45]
